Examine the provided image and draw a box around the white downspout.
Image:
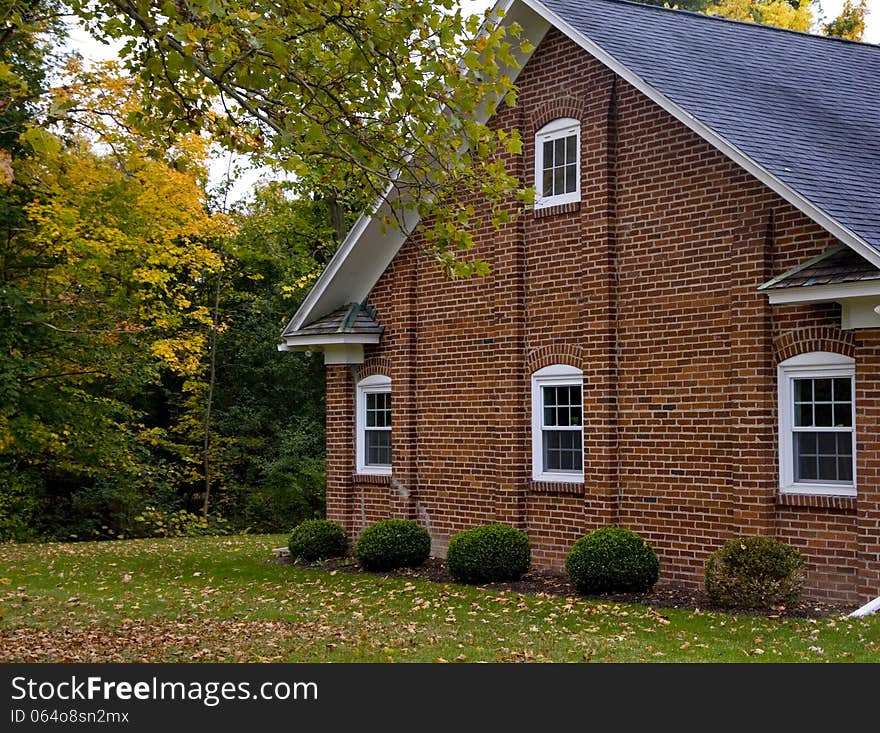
[849,595,880,618]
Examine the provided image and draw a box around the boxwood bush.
[566,526,659,594]
[288,519,348,562]
[705,536,805,609]
[446,524,530,584]
[354,519,431,571]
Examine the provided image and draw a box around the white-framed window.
[778,352,855,497]
[356,374,391,475]
[534,118,581,209]
[531,364,584,482]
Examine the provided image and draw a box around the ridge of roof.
[583,0,879,49]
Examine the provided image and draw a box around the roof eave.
[764,280,880,305]
[278,333,382,351]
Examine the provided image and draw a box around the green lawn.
[1,534,878,662]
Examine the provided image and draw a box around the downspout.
[608,76,622,523]
[348,364,366,533]
[849,595,880,618]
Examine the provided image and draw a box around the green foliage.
[288,519,348,562]
[69,0,535,273]
[823,0,868,40]
[0,472,40,541]
[446,524,530,584]
[705,536,805,609]
[354,519,431,571]
[566,527,660,594]
[130,507,231,539]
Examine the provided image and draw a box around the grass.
[1,534,878,662]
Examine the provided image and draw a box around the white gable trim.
[519,0,880,270]
[282,0,550,336]
[283,0,880,338]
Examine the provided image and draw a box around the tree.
[0,50,232,538]
[70,0,535,276]
[705,0,815,32]
[823,0,868,40]
[203,184,338,531]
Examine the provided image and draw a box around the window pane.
[565,135,576,164]
[796,403,813,427]
[570,406,582,427]
[542,169,552,198]
[553,167,564,196]
[838,456,853,481]
[794,379,812,403]
[814,379,832,401]
[366,430,391,466]
[817,433,836,453]
[543,387,557,406]
[542,429,582,473]
[837,432,852,456]
[543,140,554,167]
[817,456,837,481]
[554,138,565,166]
[834,378,851,402]
[796,432,817,454]
[796,454,817,481]
[814,403,833,426]
[834,403,852,427]
[365,392,391,428]
[565,163,577,193]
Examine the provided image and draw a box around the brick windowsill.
[533,201,581,219]
[352,473,392,486]
[776,492,857,512]
[528,480,584,495]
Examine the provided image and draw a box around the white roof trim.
[283,0,880,339]
[280,333,382,348]
[765,280,880,304]
[281,1,550,335]
[519,0,880,270]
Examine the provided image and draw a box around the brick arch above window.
[357,357,393,383]
[774,327,855,364]
[530,100,587,135]
[526,344,586,374]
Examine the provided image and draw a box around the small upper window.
[356,375,391,475]
[534,118,580,209]
[778,352,855,496]
[531,364,584,483]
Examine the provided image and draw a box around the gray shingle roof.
[542,0,880,253]
[759,245,880,290]
[285,302,383,337]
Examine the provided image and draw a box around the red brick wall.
[322,28,878,602]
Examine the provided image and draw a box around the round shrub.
[354,519,431,571]
[446,524,531,584]
[705,536,805,609]
[565,526,659,594]
[288,519,348,562]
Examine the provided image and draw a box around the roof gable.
[282,0,880,340]
[540,0,880,255]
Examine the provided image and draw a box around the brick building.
[279,0,880,602]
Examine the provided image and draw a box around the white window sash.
[532,365,584,483]
[778,355,855,496]
[534,118,581,210]
[356,376,392,476]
